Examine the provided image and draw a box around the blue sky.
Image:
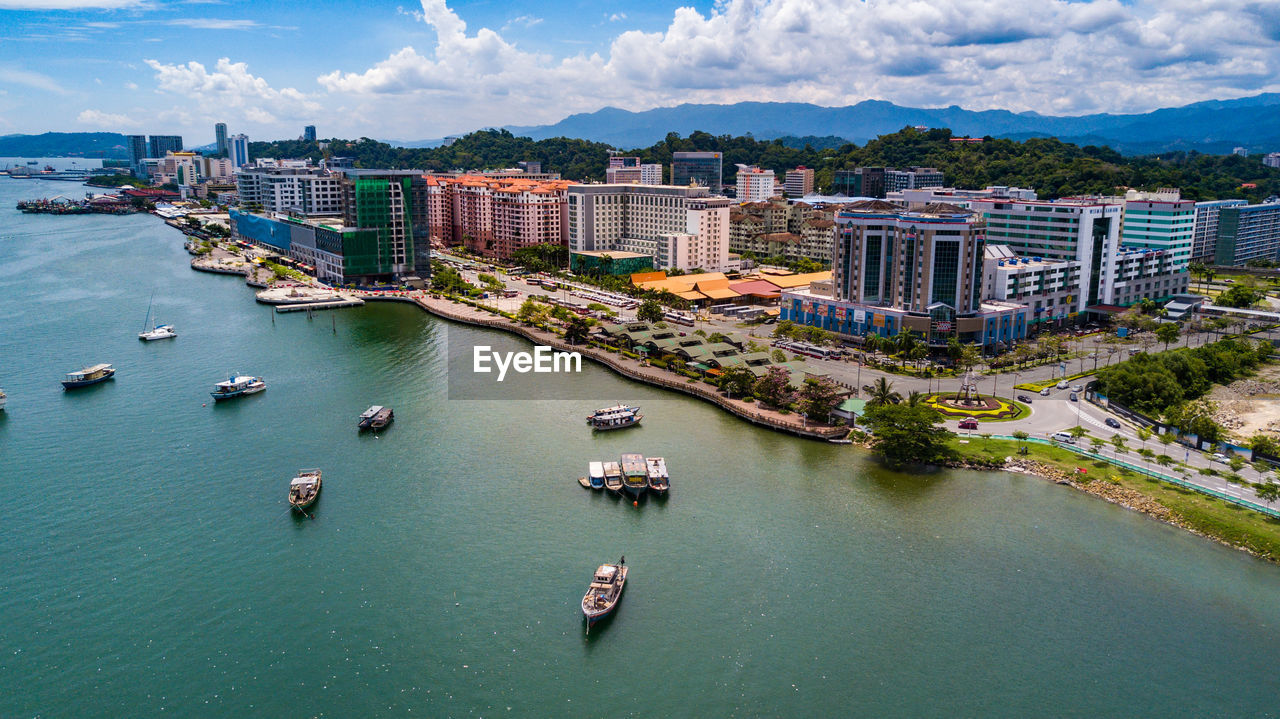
[1,0,1278,145]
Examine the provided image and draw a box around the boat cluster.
[580,453,670,498]
[586,404,642,431]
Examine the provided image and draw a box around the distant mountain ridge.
[504,95,1280,154]
[0,132,130,159]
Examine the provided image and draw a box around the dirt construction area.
[1210,364,1280,439]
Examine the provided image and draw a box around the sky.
[1,0,1279,145]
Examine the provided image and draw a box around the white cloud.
[608,13,626,22]
[502,14,542,30]
[0,66,70,95]
[165,18,260,30]
[313,0,1280,138]
[145,57,321,131]
[77,108,134,127]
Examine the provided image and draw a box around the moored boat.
[211,374,265,401]
[602,461,623,493]
[645,457,669,494]
[577,475,592,489]
[62,363,115,389]
[589,407,642,431]
[0,387,6,411]
[620,453,647,498]
[581,556,628,627]
[358,405,394,430]
[586,404,638,422]
[288,468,322,512]
[138,291,176,341]
[588,461,605,490]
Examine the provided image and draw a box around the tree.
[1156,454,1174,469]
[1111,434,1128,456]
[1137,427,1152,455]
[637,299,664,324]
[564,315,590,345]
[516,299,549,326]
[862,403,953,467]
[797,377,842,422]
[1216,285,1265,309]
[1090,437,1106,454]
[1229,455,1246,475]
[1249,433,1280,459]
[1155,323,1180,350]
[866,377,902,408]
[1257,482,1280,503]
[1069,425,1088,440]
[717,366,757,399]
[752,366,795,409]
[1013,429,1030,454]
[771,349,788,363]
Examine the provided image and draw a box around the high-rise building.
[126,135,148,174]
[1233,147,1250,157]
[784,167,814,198]
[566,184,731,271]
[1120,191,1195,272]
[1192,199,1249,260]
[303,125,316,143]
[831,168,885,198]
[147,135,183,159]
[1264,152,1280,169]
[670,152,722,191]
[215,123,228,156]
[228,134,250,168]
[884,167,945,193]
[735,165,776,203]
[236,164,344,215]
[340,169,431,277]
[1215,202,1280,266]
[640,164,662,185]
[516,160,542,174]
[423,174,570,260]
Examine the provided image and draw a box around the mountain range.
[500,94,1280,154]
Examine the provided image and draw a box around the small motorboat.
[582,557,628,629]
[589,407,642,431]
[577,475,592,489]
[211,374,265,401]
[288,468,322,512]
[645,457,669,494]
[588,461,606,490]
[586,404,638,422]
[602,461,623,493]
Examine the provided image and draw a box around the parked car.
[1105,418,1121,428]
[1071,385,1084,393]
[1052,432,1077,444]
[1040,388,1051,396]
[1069,393,1078,402]
[1211,453,1230,463]
[1017,394,1033,403]
[959,418,979,430]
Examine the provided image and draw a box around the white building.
[640,163,662,185]
[887,186,1037,208]
[735,165,776,203]
[236,164,344,216]
[1233,147,1250,157]
[228,134,250,168]
[983,244,1081,329]
[1191,199,1249,260]
[1264,153,1280,169]
[566,184,732,272]
[1120,189,1196,273]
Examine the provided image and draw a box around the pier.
[274,299,365,312]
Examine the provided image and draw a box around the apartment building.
[1120,190,1195,272]
[729,197,836,263]
[567,184,732,272]
[783,167,815,198]
[236,164,344,216]
[1215,202,1280,266]
[735,165,777,203]
[1192,199,1249,260]
[424,174,571,260]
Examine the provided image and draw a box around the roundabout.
[923,392,1030,421]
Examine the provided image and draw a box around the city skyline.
[0,0,1278,143]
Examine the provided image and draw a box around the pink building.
[425,175,570,259]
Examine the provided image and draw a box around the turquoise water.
[2,178,1280,717]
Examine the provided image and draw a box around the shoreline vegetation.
[185,232,1280,563]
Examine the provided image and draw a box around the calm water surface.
[2,178,1279,717]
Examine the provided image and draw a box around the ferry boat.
[645,457,669,494]
[357,405,394,430]
[620,453,648,498]
[602,461,624,493]
[62,364,115,389]
[581,557,628,629]
[589,406,642,431]
[588,461,606,490]
[288,468,322,512]
[210,374,266,401]
[586,404,639,422]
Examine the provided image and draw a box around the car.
[959,418,979,430]
[1211,453,1230,463]
[1069,393,1078,402]
[1017,394,1033,403]
[1040,388,1051,396]
[1056,380,1070,390]
[1105,418,1121,429]
[1071,385,1085,393]
[1051,432,1076,444]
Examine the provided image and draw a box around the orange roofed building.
[425,174,572,260]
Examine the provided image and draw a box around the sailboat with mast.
[138,291,176,341]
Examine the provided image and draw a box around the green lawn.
[950,437,1280,561]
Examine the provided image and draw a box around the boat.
[586,404,639,422]
[0,387,6,411]
[62,363,115,389]
[589,407,642,431]
[645,457,669,494]
[581,556,628,628]
[288,468,322,512]
[602,461,623,493]
[137,291,176,341]
[577,475,592,489]
[358,405,394,430]
[620,453,648,498]
[588,461,606,490]
[210,374,266,401]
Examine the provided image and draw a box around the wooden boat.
[210,374,265,401]
[288,468,322,512]
[588,461,606,490]
[586,404,638,422]
[620,453,647,497]
[602,461,623,493]
[581,556,628,627]
[577,475,592,489]
[62,363,115,389]
[358,405,394,430]
[645,457,669,494]
[589,407,642,431]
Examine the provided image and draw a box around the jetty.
[275,299,364,312]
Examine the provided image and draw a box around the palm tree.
[1111,434,1128,457]
[867,377,902,408]
[1137,427,1152,457]
[1090,437,1106,454]
[905,390,925,407]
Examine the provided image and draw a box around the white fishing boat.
[588,461,605,490]
[645,457,669,494]
[589,407,642,431]
[210,374,266,401]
